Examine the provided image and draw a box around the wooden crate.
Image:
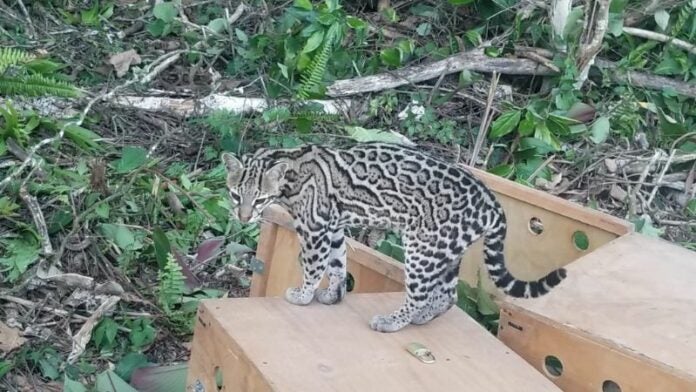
[186,292,562,392]
[498,232,696,391]
[250,165,633,298]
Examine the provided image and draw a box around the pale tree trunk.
[550,0,573,52]
[574,0,611,88]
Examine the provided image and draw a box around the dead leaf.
[0,320,26,352]
[610,184,628,202]
[108,49,141,78]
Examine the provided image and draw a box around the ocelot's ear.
[261,161,289,193]
[221,152,243,187]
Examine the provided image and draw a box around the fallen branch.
[68,296,121,364]
[109,94,354,117]
[326,50,556,97]
[623,27,696,56]
[325,48,696,99]
[575,0,611,88]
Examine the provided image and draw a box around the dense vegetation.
[0,0,694,389]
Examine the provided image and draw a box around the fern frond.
[158,253,186,315]
[0,48,34,74]
[297,23,342,100]
[0,74,81,98]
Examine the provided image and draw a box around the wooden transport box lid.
[504,232,696,378]
[188,292,561,392]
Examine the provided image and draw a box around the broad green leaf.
[235,28,248,42]
[0,360,11,380]
[95,370,139,392]
[416,23,431,36]
[262,106,291,123]
[448,0,474,5]
[346,16,366,29]
[489,110,521,138]
[64,376,88,392]
[380,47,401,67]
[686,199,696,216]
[95,203,110,219]
[534,122,562,151]
[610,0,629,13]
[654,9,669,31]
[153,2,177,23]
[0,139,6,156]
[518,113,535,137]
[518,137,556,155]
[114,146,147,173]
[476,286,499,316]
[608,12,624,37]
[302,30,324,54]
[152,228,171,269]
[633,215,664,237]
[293,0,313,11]
[207,18,228,34]
[277,63,289,79]
[487,164,515,178]
[115,353,150,382]
[100,224,142,251]
[382,7,398,23]
[590,116,610,144]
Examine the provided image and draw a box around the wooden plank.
[468,167,631,236]
[249,221,279,297]
[502,232,696,379]
[187,304,271,391]
[188,293,562,392]
[263,226,303,297]
[498,305,696,392]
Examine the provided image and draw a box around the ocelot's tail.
[483,210,566,298]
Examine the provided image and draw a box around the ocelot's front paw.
[284,287,313,305]
[369,314,407,333]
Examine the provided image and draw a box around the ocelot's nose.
[238,209,252,223]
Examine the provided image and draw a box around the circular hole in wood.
[214,366,224,390]
[346,272,355,292]
[602,380,622,392]
[572,230,590,251]
[528,217,544,235]
[543,355,563,378]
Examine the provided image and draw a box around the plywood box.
[186,292,562,392]
[498,233,696,391]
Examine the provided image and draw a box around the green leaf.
[518,113,535,137]
[302,30,324,54]
[100,224,142,251]
[153,2,177,23]
[129,319,156,350]
[448,0,474,5]
[633,215,664,237]
[207,18,228,34]
[488,164,515,178]
[534,122,562,151]
[152,228,171,269]
[0,360,12,380]
[64,375,88,392]
[382,7,398,23]
[93,318,119,350]
[115,353,150,382]
[95,370,139,392]
[346,16,366,29]
[95,203,110,219]
[114,146,147,173]
[686,199,696,216]
[608,12,624,36]
[489,110,521,138]
[379,47,402,67]
[235,28,248,42]
[654,9,670,31]
[344,126,412,145]
[293,0,313,11]
[476,286,499,316]
[589,116,610,144]
[416,23,431,36]
[262,106,291,123]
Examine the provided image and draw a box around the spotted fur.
[222,142,566,332]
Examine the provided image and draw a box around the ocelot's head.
[221,152,289,223]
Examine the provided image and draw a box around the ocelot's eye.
[229,191,241,203]
[255,195,272,205]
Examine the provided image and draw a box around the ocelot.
[222,142,566,332]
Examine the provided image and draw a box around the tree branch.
[623,27,696,56]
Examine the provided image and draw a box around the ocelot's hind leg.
[369,233,449,332]
[411,262,461,325]
[315,229,347,305]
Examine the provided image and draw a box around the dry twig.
[623,27,696,56]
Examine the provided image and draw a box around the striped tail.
[483,211,567,298]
